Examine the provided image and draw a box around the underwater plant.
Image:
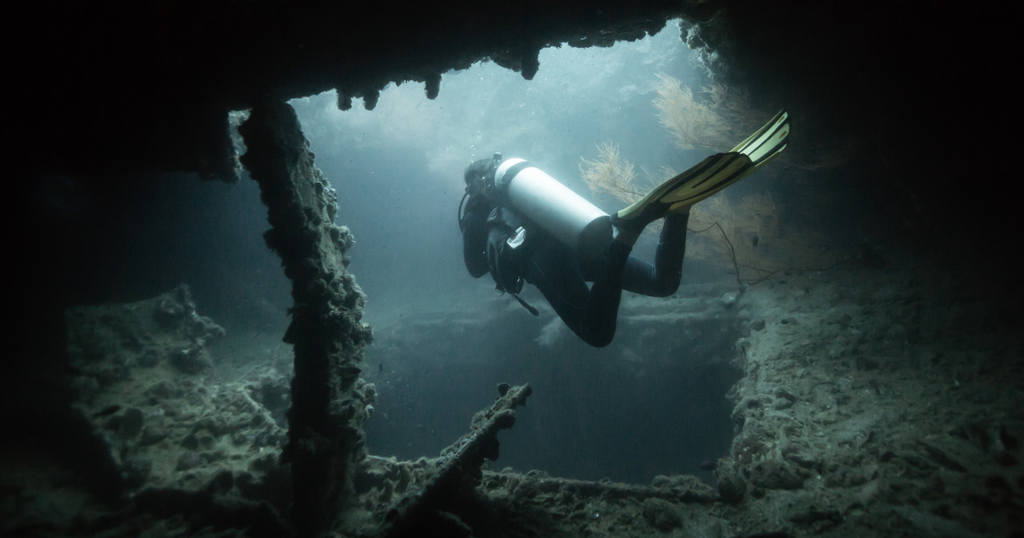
[652,73,751,152]
[578,141,641,202]
[581,74,842,285]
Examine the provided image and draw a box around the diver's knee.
[650,273,681,297]
[583,329,615,348]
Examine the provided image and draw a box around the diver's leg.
[524,246,593,343]
[526,238,631,347]
[579,237,634,346]
[621,211,689,297]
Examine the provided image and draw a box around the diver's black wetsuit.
[461,189,688,347]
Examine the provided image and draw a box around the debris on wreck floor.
[22,284,293,536]
[16,283,730,537]
[347,383,533,537]
[4,259,1021,537]
[716,264,1024,537]
[359,261,1024,537]
[346,382,727,537]
[348,460,725,537]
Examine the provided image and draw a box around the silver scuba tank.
[492,157,613,264]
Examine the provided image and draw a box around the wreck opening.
[361,295,744,484]
[284,19,747,484]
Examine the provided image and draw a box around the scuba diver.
[459,111,790,347]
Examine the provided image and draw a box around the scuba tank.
[476,153,614,267]
[460,153,612,316]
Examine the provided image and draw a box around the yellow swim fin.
[615,110,790,227]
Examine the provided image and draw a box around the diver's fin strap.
[615,110,789,222]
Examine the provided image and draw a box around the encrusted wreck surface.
[6,256,1020,537]
[350,461,722,537]
[360,262,1024,537]
[27,286,729,537]
[365,384,532,537]
[59,284,291,536]
[238,101,375,535]
[717,265,1024,537]
[348,382,726,537]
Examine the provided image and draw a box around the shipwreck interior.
[363,294,743,484]
[5,2,1023,537]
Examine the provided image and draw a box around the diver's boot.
[613,110,790,232]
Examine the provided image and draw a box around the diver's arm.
[461,194,491,278]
